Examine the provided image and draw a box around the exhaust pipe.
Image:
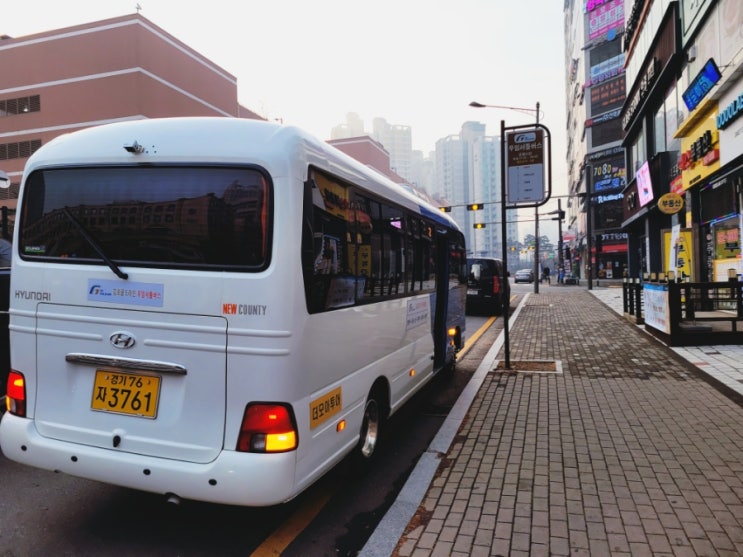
[165,493,182,506]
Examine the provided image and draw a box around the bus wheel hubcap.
[360,399,379,458]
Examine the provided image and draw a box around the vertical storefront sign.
[663,227,694,280]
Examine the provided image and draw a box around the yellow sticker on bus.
[309,387,342,430]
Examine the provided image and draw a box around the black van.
[466,257,510,315]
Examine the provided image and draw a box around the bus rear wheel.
[358,397,381,459]
[353,385,388,468]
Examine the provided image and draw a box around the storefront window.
[706,215,743,281]
[665,84,682,154]
[653,105,666,154]
[630,130,646,173]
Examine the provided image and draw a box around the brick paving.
[369,289,743,557]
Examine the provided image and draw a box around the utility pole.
[534,102,541,294]
[557,198,563,279]
[586,163,593,290]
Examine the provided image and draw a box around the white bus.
[0,117,467,506]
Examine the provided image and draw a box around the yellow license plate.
[91,370,161,418]
[309,387,342,430]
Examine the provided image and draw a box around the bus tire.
[354,385,387,465]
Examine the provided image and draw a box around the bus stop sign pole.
[500,119,552,369]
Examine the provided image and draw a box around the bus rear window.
[19,166,271,270]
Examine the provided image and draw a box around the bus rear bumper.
[0,413,299,507]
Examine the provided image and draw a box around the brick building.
[0,13,262,200]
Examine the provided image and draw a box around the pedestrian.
[542,266,550,285]
[558,267,564,284]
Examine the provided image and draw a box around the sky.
[3,0,569,240]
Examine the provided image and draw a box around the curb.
[358,294,530,557]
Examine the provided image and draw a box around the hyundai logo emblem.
[110,332,136,349]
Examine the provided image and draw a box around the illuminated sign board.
[588,0,624,40]
[682,59,721,112]
[717,91,743,130]
[590,76,626,113]
[635,161,654,207]
[680,111,720,191]
[589,53,625,86]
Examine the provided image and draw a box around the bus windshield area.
[19,166,271,271]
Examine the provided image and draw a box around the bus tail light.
[448,326,462,349]
[6,370,27,417]
[237,403,298,453]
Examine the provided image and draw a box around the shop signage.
[588,146,623,161]
[622,58,658,130]
[626,190,638,211]
[682,59,721,112]
[663,228,694,280]
[589,53,625,86]
[680,111,720,191]
[588,0,624,40]
[636,160,654,207]
[592,155,626,192]
[657,192,684,214]
[596,192,623,204]
[601,232,628,241]
[585,0,612,12]
[681,0,715,46]
[643,283,670,334]
[590,76,625,113]
[585,108,622,127]
[717,91,743,130]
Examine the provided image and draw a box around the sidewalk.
[361,287,743,557]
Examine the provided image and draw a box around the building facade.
[564,0,628,281]
[620,0,743,282]
[0,13,260,200]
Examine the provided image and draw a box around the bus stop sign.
[505,128,547,206]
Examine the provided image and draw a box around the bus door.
[432,232,450,370]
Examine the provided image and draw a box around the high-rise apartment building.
[409,150,435,196]
[330,112,366,140]
[435,122,516,261]
[372,117,413,182]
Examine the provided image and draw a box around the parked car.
[466,257,510,315]
[514,269,535,283]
